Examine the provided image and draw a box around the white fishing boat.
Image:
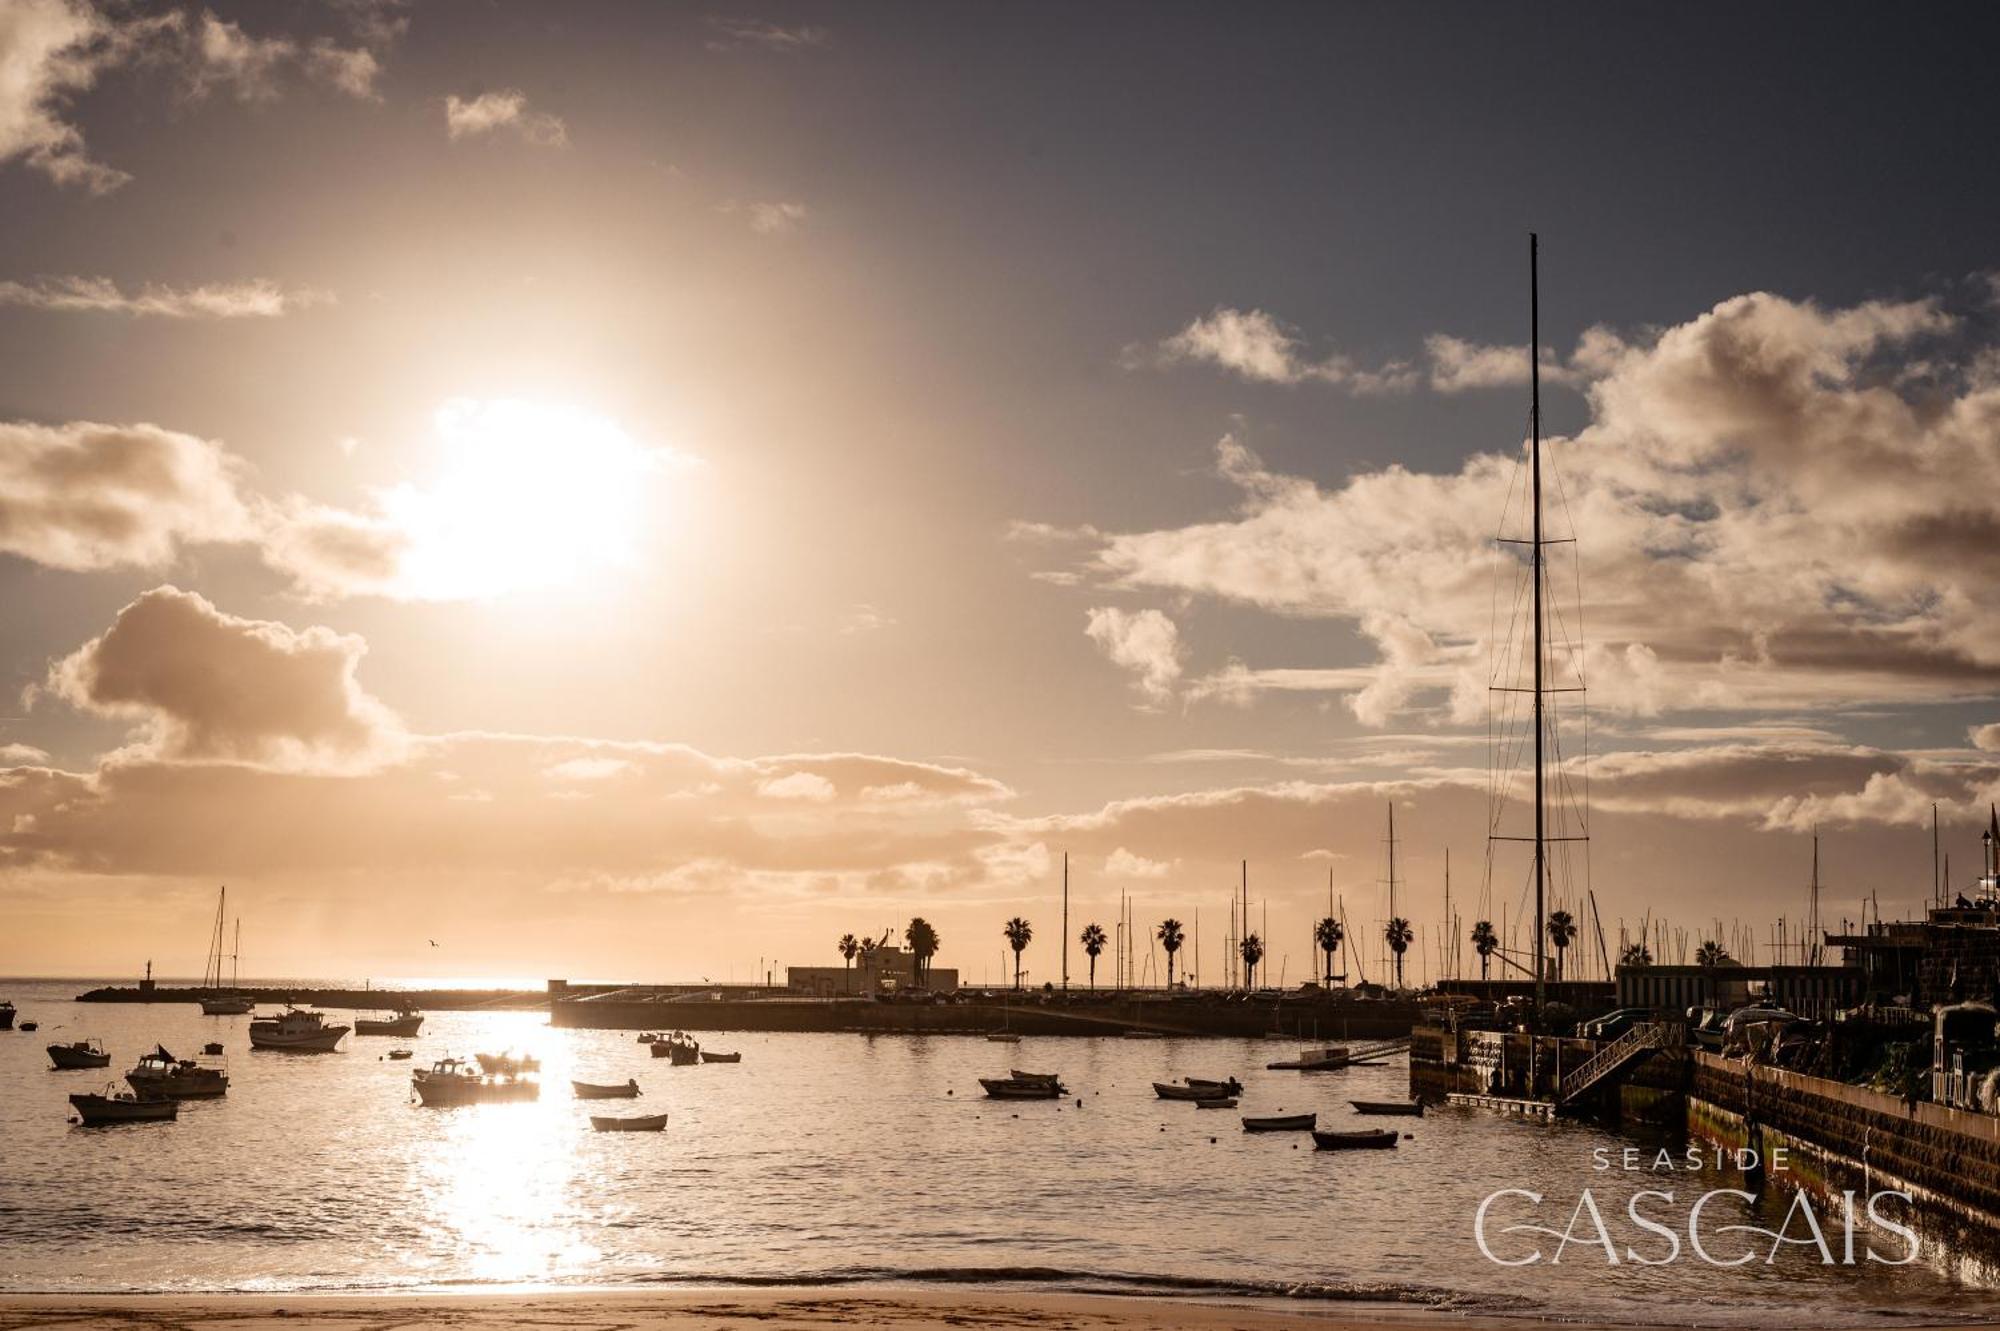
[126,1045,229,1098]
[249,1006,350,1052]
[412,1056,538,1107]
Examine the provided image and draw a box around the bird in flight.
[429,939,439,948]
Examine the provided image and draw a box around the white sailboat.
[199,887,254,1015]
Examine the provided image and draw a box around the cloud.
[746,201,808,235]
[445,91,568,146]
[1973,723,2000,753]
[186,12,384,102]
[0,0,136,192]
[1423,333,1584,393]
[44,586,405,773]
[0,420,258,570]
[0,275,332,318]
[1059,288,2000,724]
[706,17,830,52]
[1135,308,1415,393]
[1104,847,1172,878]
[1085,606,1184,707]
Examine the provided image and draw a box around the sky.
[3,0,2000,987]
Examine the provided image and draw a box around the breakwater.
[74,984,578,1010]
[552,990,1423,1038]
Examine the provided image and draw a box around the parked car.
[1581,1007,1652,1041]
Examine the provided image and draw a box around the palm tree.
[1155,918,1185,989]
[1471,920,1498,980]
[1080,923,1107,989]
[1695,939,1732,968]
[1618,941,1653,968]
[837,933,859,994]
[1547,909,1578,981]
[1003,917,1033,989]
[1385,917,1413,987]
[905,918,940,987]
[1239,933,1264,989]
[1313,917,1344,986]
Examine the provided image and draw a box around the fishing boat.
[249,1007,350,1052]
[0,1000,14,1031]
[1267,1045,1351,1071]
[591,1113,668,1132]
[126,1046,229,1098]
[411,1056,538,1106]
[699,1049,742,1064]
[476,1051,541,1076]
[979,1076,1066,1099]
[1311,1127,1400,1151]
[1242,1112,1317,1132]
[1194,1097,1239,1109]
[70,1086,179,1125]
[387,1048,414,1061]
[197,887,255,1015]
[354,1009,424,1037]
[47,1038,111,1070]
[571,1078,641,1099]
[1351,1100,1424,1117]
[648,1032,700,1065]
[1152,1077,1243,1101]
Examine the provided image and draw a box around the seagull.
[429,939,439,948]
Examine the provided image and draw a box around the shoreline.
[0,1286,1986,1331]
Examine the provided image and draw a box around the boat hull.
[979,1077,1065,1099]
[1311,1128,1399,1150]
[571,1080,641,1099]
[698,1050,741,1063]
[354,1014,424,1036]
[127,1072,228,1099]
[47,1043,111,1070]
[200,996,255,1015]
[591,1114,667,1132]
[1350,1100,1423,1117]
[1153,1079,1243,1101]
[1242,1114,1317,1132]
[249,1026,349,1052]
[412,1076,538,1107]
[70,1093,178,1125]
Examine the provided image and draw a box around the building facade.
[787,945,959,996]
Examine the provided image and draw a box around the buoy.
[1209,1137,1217,1143]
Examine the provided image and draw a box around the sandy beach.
[0,1289,1983,1331]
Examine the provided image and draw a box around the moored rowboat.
[1241,1112,1316,1132]
[1311,1127,1399,1150]
[591,1113,668,1132]
[572,1078,641,1099]
[1350,1099,1423,1117]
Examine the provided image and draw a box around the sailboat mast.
[1530,232,1547,1017]
[1061,852,1069,992]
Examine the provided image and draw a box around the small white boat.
[47,1038,111,1070]
[571,1078,641,1100]
[70,1086,179,1125]
[249,1007,350,1052]
[591,1113,667,1132]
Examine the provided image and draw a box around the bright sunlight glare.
[381,399,687,601]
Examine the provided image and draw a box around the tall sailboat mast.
[1530,233,1547,1018]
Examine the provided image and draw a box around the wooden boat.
[1267,1045,1351,1071]
[699,1050,742,1064]
[412,1057,538,1107]
[1350,1099,1424,1117]
[70,1087,179,1125]
[126,1046,228,1098]
[1153,1077,1243,1101]
[21,1021,38,1031]
[387,1048,414,1061]
[1311,1127,1399,1151]
[648,1032,700,1065]
[1194,1097,1238,1109]
[1241,1112,1317,1132]
[354,1010,424,1037]
[985,1032,1021,1043]
[591,1113,668,1132]
[47,1038,111,1070]
[249,1007,349,1052]
[979,1076,1066,1099]
[572,1078,642,1099]
[1009,1069,1060,1085]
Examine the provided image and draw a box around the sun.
[381,399,682,602]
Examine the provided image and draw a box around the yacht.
[249,1006,350,1052]
[197,886,255,1015]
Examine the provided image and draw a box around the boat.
[70,1086,179,1125]
[699,1049,742,1064]
[1194,1097,1239,1109]
[20,1021,36,1031]
[197,887,255,1014]
[1242,1112,1317,1132]
[1009,1069,1061,1085]
[985,1032,1021,1043]
[1351,1100,1424,1117]
[47,1038,111,1070]
[0,1001,14,1031]
[354,1009,424,1037]
[411,1056,538,1106]
[571,1078,642,1099]
[1311,1127,1400,1150]
[636,1032,661,1043]
[387,1048,414,1061]
[1267,1045,1351,1071]
[648,1032,700,1065]
[979,1076,1067,1099]
[127,1045,229,1098]
[476,1051,541,1076]
[591,1113,668,1132]
[249,1007,350,1052]
[1153,1077,1243,1101]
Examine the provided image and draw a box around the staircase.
[1558,1022,1674,1106]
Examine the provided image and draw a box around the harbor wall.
[1688,1050,2000,1232]
[75,984,571,1010]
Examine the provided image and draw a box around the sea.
[5,976,2000,1326]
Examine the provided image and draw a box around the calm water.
[5,978,2000,1326]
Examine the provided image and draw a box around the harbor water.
[4,978,2000,1325]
